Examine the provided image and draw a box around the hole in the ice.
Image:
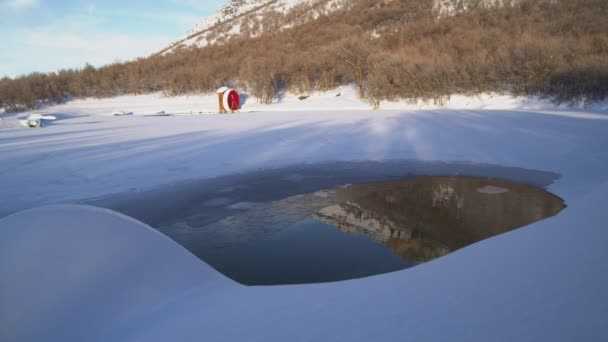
[90,162,565,285]
[174,176,564,285]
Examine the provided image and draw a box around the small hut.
[217,87,240,113]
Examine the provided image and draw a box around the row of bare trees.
[1,0,607,111]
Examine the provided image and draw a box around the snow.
[5,85,606,119]
[165,0,340,52]
[165,0,279,51]
[0,205,235,342]
[1,89,608,341]
[0,116,25,129]
[184,0,270,37]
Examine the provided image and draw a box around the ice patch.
[314,191,330,198]
[477,185,509,194]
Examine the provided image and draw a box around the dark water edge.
[87,160,563,285]
[88,160,560,227]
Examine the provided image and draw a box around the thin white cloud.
[0,0,214,77]
[169,0,223,12]
[85,3,96,14]
[4,34,172,77]
[23,29,170,56]
[1,18,173,77]
[101,9,201,28]
[4,0,39,9]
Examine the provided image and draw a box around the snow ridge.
[184,0,272,37]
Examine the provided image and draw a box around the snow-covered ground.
[2,85,606,122]
[1,90,608,341]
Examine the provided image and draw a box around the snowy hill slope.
[433,0,519,16]
[160,0,522,55]
[159,0,344,54]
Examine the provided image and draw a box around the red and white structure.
[217,87,240,113]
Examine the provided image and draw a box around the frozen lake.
[1,104,607,342]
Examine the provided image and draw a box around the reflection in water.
[315,203,451,262]
[162,176,565,285]
[315,176,565,263]
[104,172,564,285]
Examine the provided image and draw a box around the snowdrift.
[0,205,234,342]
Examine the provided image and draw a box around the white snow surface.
[0,205,234,342]
[1,89,608,341]
[0,116,25,129]
[3,84,606,118]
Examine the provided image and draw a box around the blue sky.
[0,0,225,78]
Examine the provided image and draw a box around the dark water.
[89,161,565,285]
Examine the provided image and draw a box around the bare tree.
[337,37,371,99]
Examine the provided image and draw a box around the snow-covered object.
[222,88,240,111]
[28,113,57,120]
[12,114,59,128]
[26,119,41,127]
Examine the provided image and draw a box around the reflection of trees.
[315,176,565,262]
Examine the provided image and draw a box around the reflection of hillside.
[315,203,450,262]
[316,176,565,262]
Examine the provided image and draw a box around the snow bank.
[0,205,234,342]
[380,92,602,111]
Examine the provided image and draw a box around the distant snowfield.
[1,88,608,341]
[2,85,607,122]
